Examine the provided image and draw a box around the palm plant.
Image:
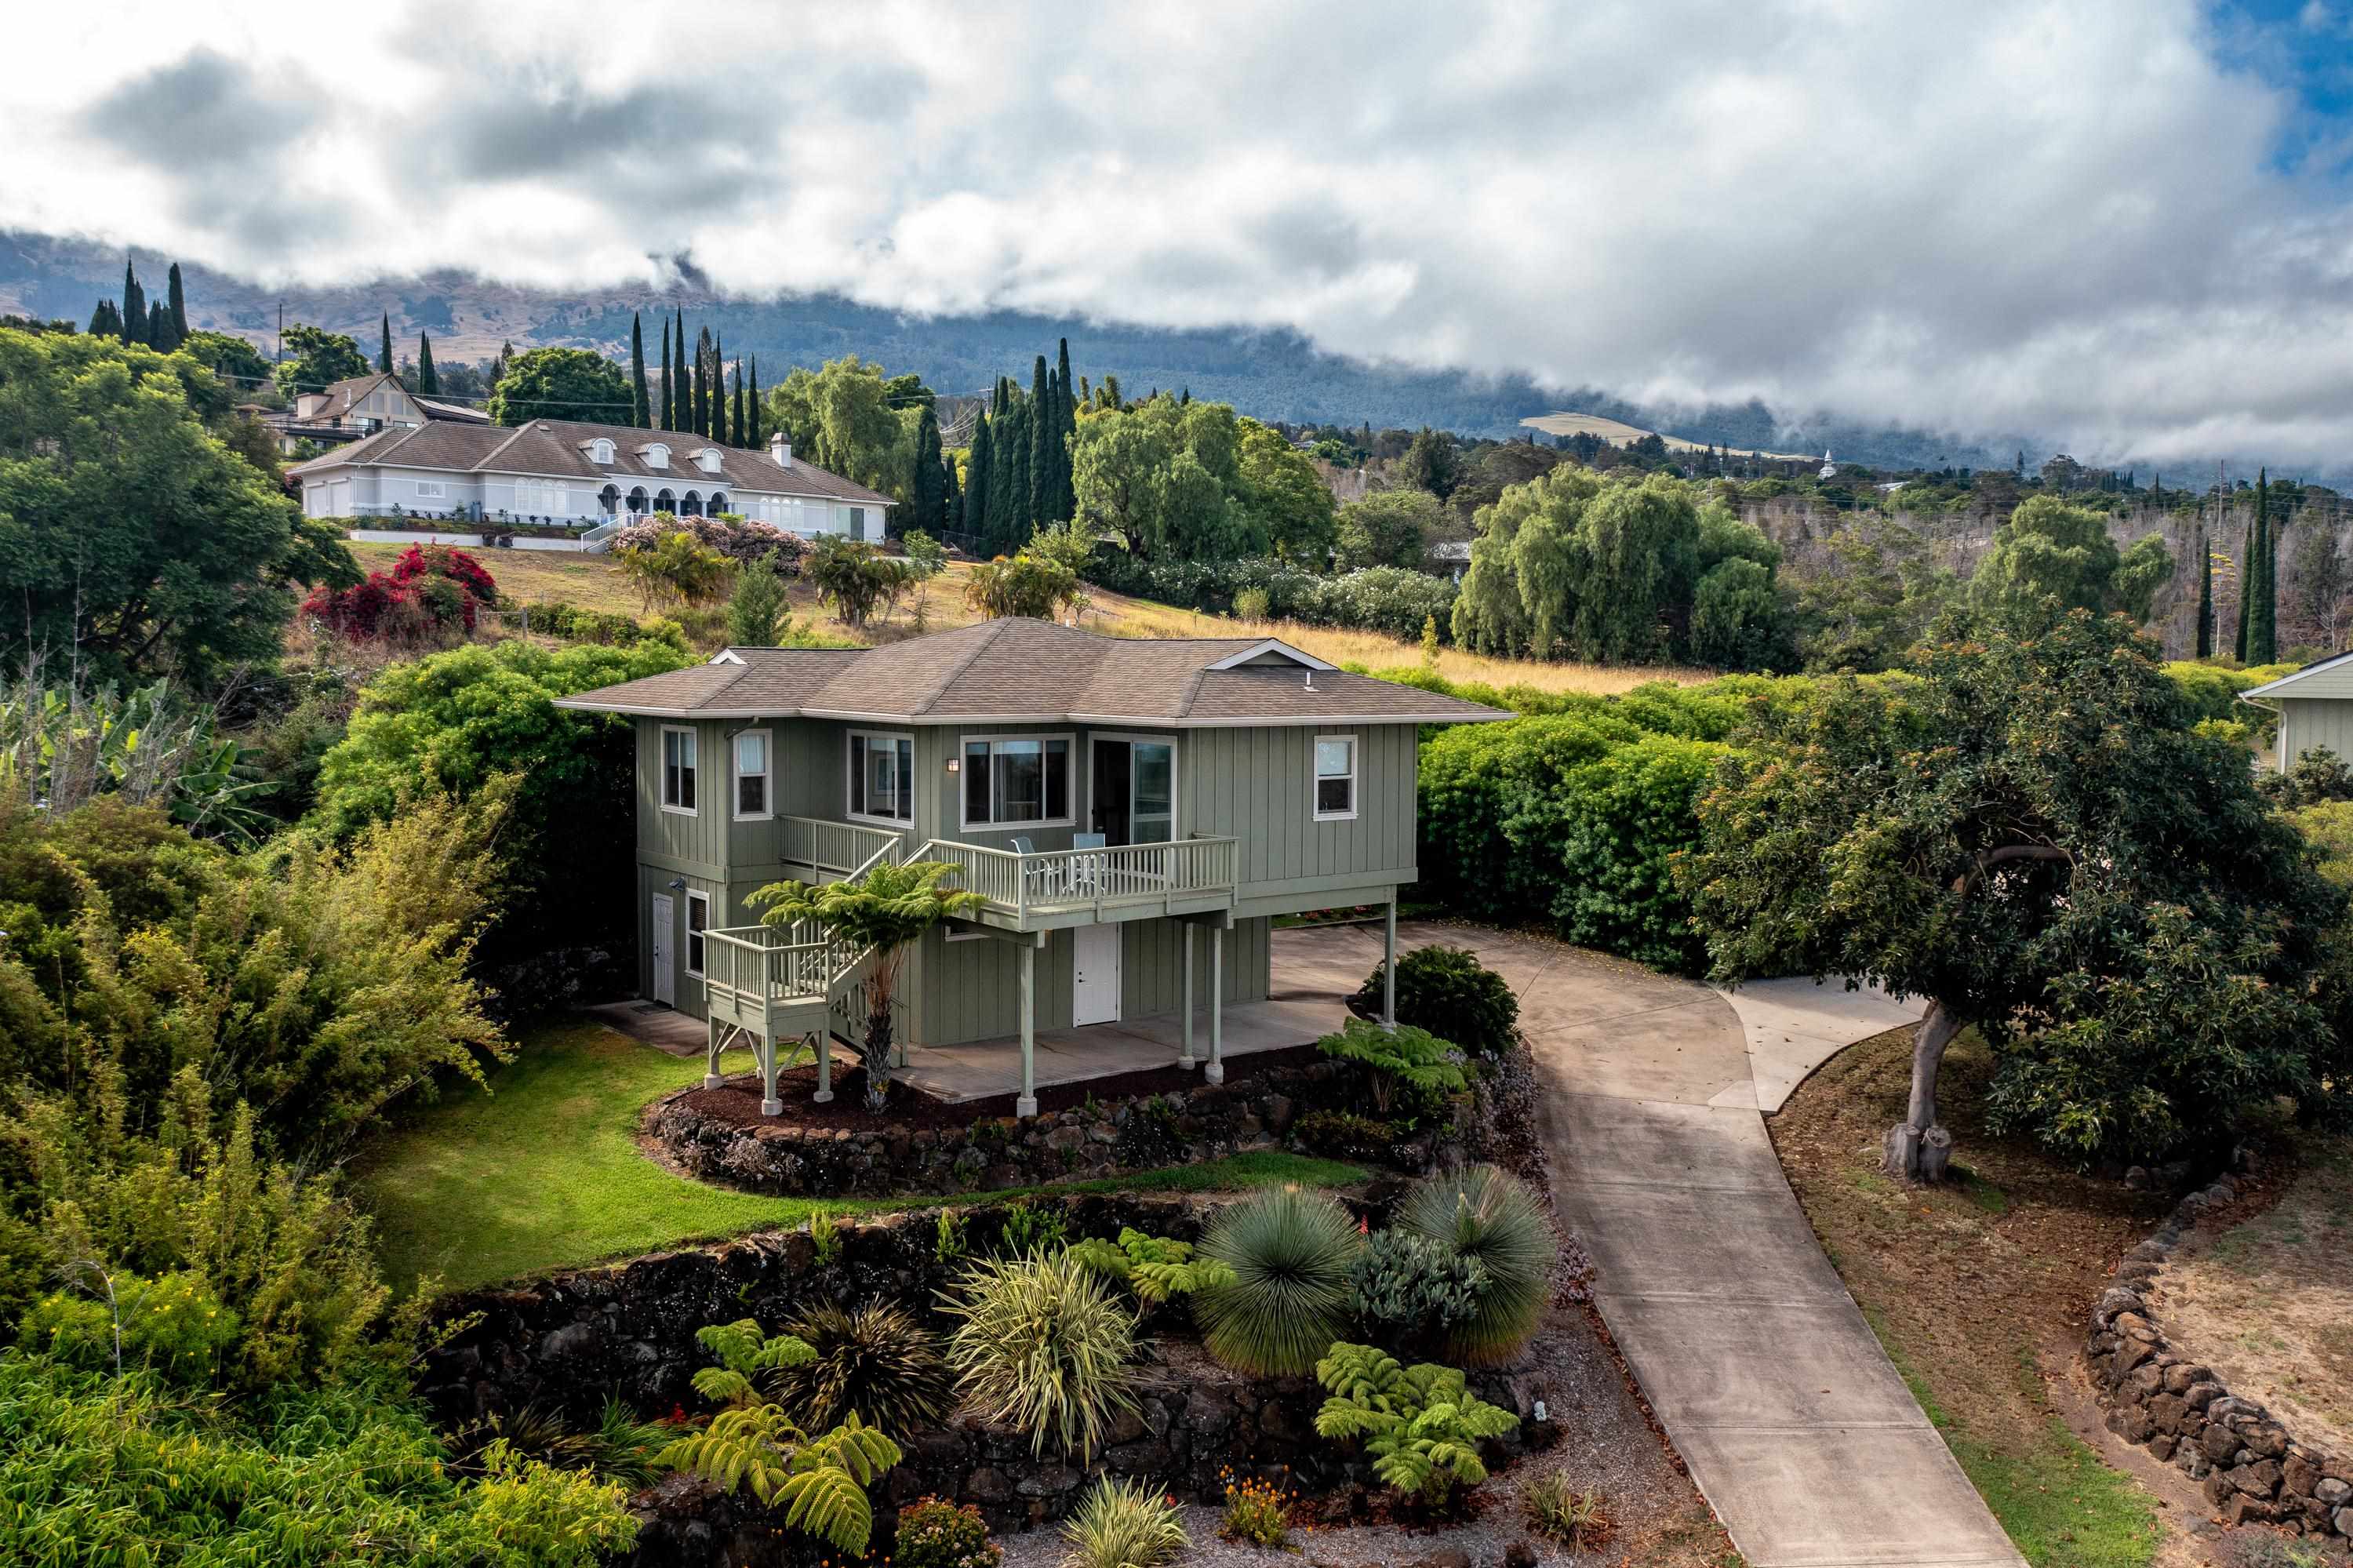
[750,860,984,1111]
[769,1301,956,1435]
[941,1251,1139,1460]
[1193,1188,1362,1375]
[1397,1165,1551,1364]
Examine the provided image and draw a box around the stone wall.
[2082,1172,2353,1536]
[648,1057,1458,1199]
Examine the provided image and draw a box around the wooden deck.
[890,993,1347,1103]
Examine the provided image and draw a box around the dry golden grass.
[1518,409,1813,462]
[1084,596,1707,696]
[342,539,1703,695]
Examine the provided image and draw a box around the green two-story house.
[556,618,1506,1115]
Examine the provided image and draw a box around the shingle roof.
[553,620,1511,729]
[287,415,895,506]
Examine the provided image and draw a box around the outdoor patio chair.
[1010,835,1058,900]
[1069,832,1107,898]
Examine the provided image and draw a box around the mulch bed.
[669,1042,1332,1136]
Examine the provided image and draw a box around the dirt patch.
[2152,1136,2353,1458]
[664,1043,1333,1135]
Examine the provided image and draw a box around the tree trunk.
[1883,1002,1962,1181]
[862,1010,893,1113]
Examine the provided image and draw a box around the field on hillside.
[1521,409,1814,461]
[348,540,1707,694]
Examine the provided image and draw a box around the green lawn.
[350,1021,1365,1294]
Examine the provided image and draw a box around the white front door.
[649,893,675,1006]
[1072,924,1120,1026]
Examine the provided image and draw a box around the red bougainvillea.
[304,545,497,642]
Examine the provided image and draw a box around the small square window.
[1313,735,1356,820]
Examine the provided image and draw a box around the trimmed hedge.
[1082,550,1458,643]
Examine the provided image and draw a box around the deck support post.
[1016,940,1038,1118]
[1206,924,1224,1085]
[1180,923,1198,1071]
[761,1031,784,1117]
[704,1014,725,1090]
[813,1027,832,1106]
[1383,897,1398,1029]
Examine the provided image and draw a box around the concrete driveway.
[1274,922,2024,1568]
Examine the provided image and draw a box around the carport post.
[1206,925,1225,1084]
[1016,939,1038,1117]
[1383,897,1398,1028]
[1180,923,1198,1070]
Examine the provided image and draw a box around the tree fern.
[657,1408,902,1555]
[689,1319,815,1407]
[1312,1341,1517,1507]
[1065,1229,1237,1304]
[1315,1019,1468,1115]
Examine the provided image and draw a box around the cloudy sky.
[8,0,2353,465]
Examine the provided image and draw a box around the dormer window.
[588,438,616,464]
[696,447,725,474]
[642,443,669,470]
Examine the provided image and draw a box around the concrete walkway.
[1271,923,2024,1568]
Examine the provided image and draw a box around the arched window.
[627,486,649,514]
[681,490,703,517]
[654,489,675,512]
[708,492,729,515]
[696,447,725,473]
[598,484,620,515]
[589,438,616,464]
[643,443,670,470]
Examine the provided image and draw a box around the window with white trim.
[685,890,710,977]
[848,731,914,824]
[661,726,699,813]
[1313,734,1357,820]
[962,736,1072,830]
[590,439,615,463]
[733,729,772,819]
[413,479,446,499]
[645,444,670,469]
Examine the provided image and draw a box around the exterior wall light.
[945,758,960,773]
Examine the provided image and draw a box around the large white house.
[287,417,896,539]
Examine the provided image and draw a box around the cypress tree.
[2195,525,2213,659]
[732,362,745,448]
[166,263,187,342]
[2252,469,2277,664]
[914,402,945,533]
[658,318,673,430]
[147,300,169,349]
[691,330,707,439]
[1055,337,1078,518]
[417,334,438,395]
[964,409,992,542]
[378,313,393,374]
[629,313,649,427]
[86,299,112,336]
[1027,354,1051,530]
[747,356,762,446]
[120,259,144,344]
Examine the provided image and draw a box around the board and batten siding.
[2279,696,2353,773]
[911,915,1271,1048]
[1182,723,1417,915]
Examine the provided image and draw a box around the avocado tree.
[1682,608,2340,1178]
[750,860,984,1111]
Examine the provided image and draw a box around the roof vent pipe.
[1304,669,1315,690]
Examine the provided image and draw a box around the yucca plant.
[1193,1188,1361,1375]
[1060,1475,1189,1568]
[1397,1165,1551,1364]
[769,1301,956,1435]
[657,1407,902,1555]
[1523,1471,1613,1550]
[942,1251,1139,1460]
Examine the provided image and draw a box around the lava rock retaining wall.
[649,1057,1462,1199]
[2083,1170,2353,1535]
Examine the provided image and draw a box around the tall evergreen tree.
[691,329,707,438]
[165,263,187,342]
[964,409,992,542]
[913,402,946,533]
[2195,524,2213,659]
[2251,468,2277,664]
[147,300,172,350]
[120,260,146,345]
[628,313,649,427]
[1027,355,1051,530]
[1055,337,1078,518]
[416,334,439,395]
[658,318,673,430]
[377,313,393,374]
[2235,505,2254,663]
[86,299,115,337]
[747,356,762,446]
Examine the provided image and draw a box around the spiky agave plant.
[1192,1187,1361,1375]
[1397,1164,1551,1364]
[769,1301,956,1435]
[941,1251,1139,1460]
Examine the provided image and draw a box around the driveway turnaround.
[1274,922,2024,1568]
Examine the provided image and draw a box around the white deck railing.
[780,816,907,880]
[918,836,1239,925]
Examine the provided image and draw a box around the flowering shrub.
[609,512,807,571]
[303,544,496,642]
[893,1497,1002,1568]
[20,1271,242,1385]
[1218,1471,1293,1547]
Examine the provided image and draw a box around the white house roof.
[286,415,895,507]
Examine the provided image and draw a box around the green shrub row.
[1083,550,1460,642]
